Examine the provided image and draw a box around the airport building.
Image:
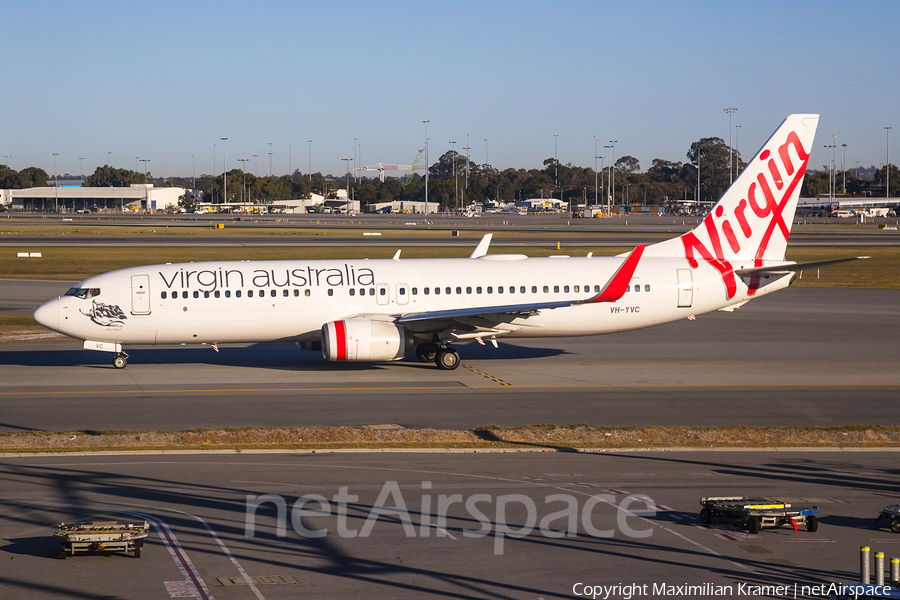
[0,184,187,213]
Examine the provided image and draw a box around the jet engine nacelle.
[321,318,413,362]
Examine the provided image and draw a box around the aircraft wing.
[397,245,646,329]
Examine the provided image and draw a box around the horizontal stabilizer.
[734,256,870,276]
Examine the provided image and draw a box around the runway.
[0,288,897,433]
[0,451,896,599]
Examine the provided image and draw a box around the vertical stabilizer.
[644,114,818,296]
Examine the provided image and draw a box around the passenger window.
[634,284,640,292]
[400,288,406,295]
[476,286,482,294]
[349,289,355,296]
[532,286,537,293]
[379,288,386,296]
[553,285,559,293]
[574,285,580,293]
[369,288,375,295]
[455,287,461,294]
[594,285,600,292]
[644,284,650,292]
[498,286,503,294]
[509,286,515,294]
[305,289,310,297]
[283,289,288,297]
[182,291,189,299]
[435,287,441,295]
[224,291,231,298]
[543,285,549,293]
[424,287,430,295]
[172,294,178,300]
[193,291,199,299]
[444,287,450,294]
[563,285,569,293]
[204,291,210,299]
[215,291,221,298]
[466,286,472,294]
[412,287,418,295]
[248,290,254,298]
[293,289,299,297]
[327,289,333,296]
[270,290,276,297]
[520,286,526,293]
[487,286,493,294]
[161,291,167,299]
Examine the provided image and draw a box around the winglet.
[580,245,646,304]
[469,233,493,258]
[392,249,402,260]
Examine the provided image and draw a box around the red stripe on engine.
[334,320,347,361]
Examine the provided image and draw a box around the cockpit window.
[64,287,100,299]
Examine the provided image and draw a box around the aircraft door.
[131,274,152,314]
[676,269,693,308]
[376,283,389,306]
[396,283,409,305]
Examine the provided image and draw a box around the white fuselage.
[34,253,792,347]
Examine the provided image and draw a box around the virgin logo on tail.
[682,127,812,300]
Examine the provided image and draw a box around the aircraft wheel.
[415,342,439,363]
[435,348,460,370]
[747,517,761,535]
[113,354,128,369]
[806,514,818,532]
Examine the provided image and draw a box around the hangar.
[0,184,186,213]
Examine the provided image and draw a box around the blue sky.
[3,0,897,179]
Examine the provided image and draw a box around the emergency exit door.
[676,269,693,308]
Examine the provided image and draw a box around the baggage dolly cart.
[55,521,149,559]
[699,497,820,535]
[873,504,900,533]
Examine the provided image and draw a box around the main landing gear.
[112,352,129,369]
[415,342,460,370]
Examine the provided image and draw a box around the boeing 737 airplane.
[33,114,864,370]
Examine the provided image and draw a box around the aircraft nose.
[33,299,59,331]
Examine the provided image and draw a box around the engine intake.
[321,318,412,362]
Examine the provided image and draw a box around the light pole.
[608,141,617,211]
[594,136,599,207]
[221,138,228,206]
[52,153,58,213]
[79,157,84,183]
[239,159,249,203]
[484,138,488,165]
[464,133,470,204]
[268,142,273,177]
[107,151,111,166]
[449,141,457,209]
[423,121,429,209]
[192,156,195,189]
[824,143,835,202]
[735,125,741,175]
[724,107,737,184]
[145,160,150,184]
[553,134,559,201]
[253,154,258,177]
[886,127,892,198]
[307,140,312,181]
[341,158,351,212]
[841,143,847,193]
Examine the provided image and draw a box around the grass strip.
[2,425,899,454]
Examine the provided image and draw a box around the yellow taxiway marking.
[462,364,511,386]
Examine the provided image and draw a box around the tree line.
[2,137,899,209]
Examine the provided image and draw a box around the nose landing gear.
[112,352,129,369]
